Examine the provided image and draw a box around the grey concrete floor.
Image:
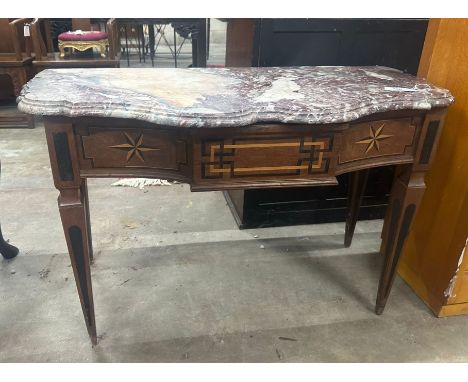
[1,123,468,362]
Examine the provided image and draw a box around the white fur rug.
[111,178,175,189]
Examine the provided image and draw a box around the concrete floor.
[1,123,468,362]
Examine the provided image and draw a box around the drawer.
[338,118,418,165]
[198,134,334,180]
[77,127,187,170]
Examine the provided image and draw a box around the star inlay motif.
[356,124,393,153]
[110,133,160,163]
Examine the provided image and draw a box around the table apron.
[58,114,431,191]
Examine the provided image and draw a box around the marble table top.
[17,66,454,127]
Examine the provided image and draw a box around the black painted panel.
[419,121,440,165]
[384,198,402,260]
[393,204,416,267]
[254,19,428,75]
[228,167,394,229]
[69,225,91,326]
[53,132,74,181]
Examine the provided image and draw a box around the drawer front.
[338,118,418,165]
[198,134,334,180]
[78,127,187,170]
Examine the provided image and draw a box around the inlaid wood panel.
[200,135,333,179]
[338,118,418,165]
[78,127,187,170]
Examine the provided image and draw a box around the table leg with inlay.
[376,110,446,314]
[45,121,97,344]
[376,164,425,314]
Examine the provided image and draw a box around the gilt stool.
[58,30,109,58]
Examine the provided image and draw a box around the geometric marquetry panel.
[201,135,333,179]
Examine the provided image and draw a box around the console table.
[18,66,454,345]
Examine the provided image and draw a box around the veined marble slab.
[17,66,454,127]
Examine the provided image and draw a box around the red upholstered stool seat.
[57,30,109,58]
[58,31,108,41]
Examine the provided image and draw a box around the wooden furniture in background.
[17,66,452,344]
[0,18,34,128]
[225,19,256,67]
[30,18,120,73]
[398,19,468,317]
[71,19,93,31]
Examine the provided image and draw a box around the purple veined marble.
[17,66,454,128]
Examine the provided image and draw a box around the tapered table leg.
[44,121,97,345]
[375,165,424,314]
[344,169,369,247]
[58,186,97,344]
[380,167,398,256]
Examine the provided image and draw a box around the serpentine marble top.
[17,66,454,127]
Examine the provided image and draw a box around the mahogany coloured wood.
[0,19,33,96]
[43,106,446,344]
[0,18,35,128]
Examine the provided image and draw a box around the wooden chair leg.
[375,165,424,314]
[344,169,369,247]
[58,186,97,344]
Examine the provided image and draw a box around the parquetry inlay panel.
[201,136,333,179]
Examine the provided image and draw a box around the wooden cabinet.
[398,19,468,316]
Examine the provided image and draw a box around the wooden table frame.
[43,106,446,345]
